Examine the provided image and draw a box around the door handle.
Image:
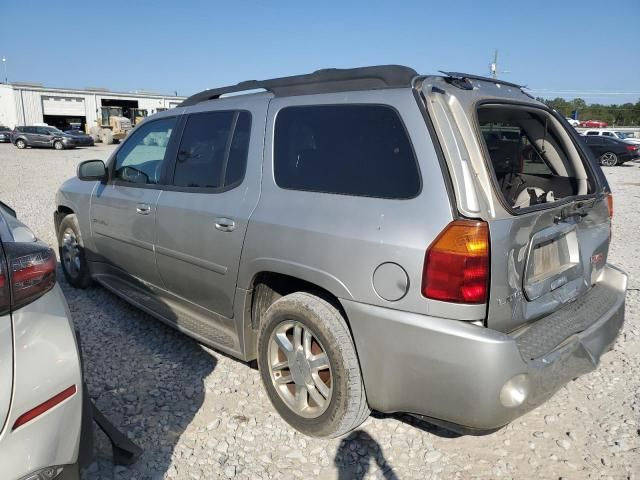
[214,217,236,232]
[136,203,151,215]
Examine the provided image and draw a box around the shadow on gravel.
[334,430,398,480]
[58,270,217,479]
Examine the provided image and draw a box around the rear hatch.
[420,76,610,333]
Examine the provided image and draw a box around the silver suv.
[54,66,627,438]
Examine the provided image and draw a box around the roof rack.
[438,71,525,90]
[180,65,419,107]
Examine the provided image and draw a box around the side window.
[274,105,420,199]
[25,127,36,134]
[172,110,251,189]
[113,117,177,185]
[586,131,599,136]
[602,132,613,137]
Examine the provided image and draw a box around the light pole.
[1,58,6,84]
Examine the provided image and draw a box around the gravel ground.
[0,142,638,479]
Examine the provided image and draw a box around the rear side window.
[478,105,594,211]
[274,105,420,199]
[172,111,251,189]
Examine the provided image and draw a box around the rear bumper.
[0,285,90,479]
[344,264,627,431]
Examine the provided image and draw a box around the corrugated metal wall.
[8,86,184,128]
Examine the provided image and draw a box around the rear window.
[478,105,594,210]
[274,105,420,199]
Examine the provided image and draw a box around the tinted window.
[586,131,599,136]
[172,111,251,189]
[24,127,36,134]
[114,117,177,185]
[0,127,9,132]
[274,105,420,199]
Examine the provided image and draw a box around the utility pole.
[490,49,498,79]
[1,58,7,84]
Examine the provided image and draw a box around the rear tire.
[15,139,26,149]
[58,214,92,289]
[257,292,370,438]
[101,130,113,145]
[600,152,618,166]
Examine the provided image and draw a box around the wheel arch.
[242,269,355,362]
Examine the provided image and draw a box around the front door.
[155,97,267,320]
[90,116,179,288]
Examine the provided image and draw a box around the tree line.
[535,97,640,126]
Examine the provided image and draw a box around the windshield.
[46,127,64,134]
[0,127,9,132]
[615,131,633,139]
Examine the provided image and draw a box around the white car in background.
[0,201,92,480]
[583,129,640,145]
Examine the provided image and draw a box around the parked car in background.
[582,135,640,166]
[583,129,640,145]
[11,126,76,150]
[579,119,608,128]
[565,117,580,127]
[0,126,11,143]
[0,201,92,480]
[64,130,95,147]
[56,66,626,439]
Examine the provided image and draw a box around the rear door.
[154,95,268,320]
[35,127,53,146]
[90,116,179,288]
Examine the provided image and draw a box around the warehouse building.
[0,82,185,131]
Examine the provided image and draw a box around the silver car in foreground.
[55,66,627,438]
[0,202,91,479]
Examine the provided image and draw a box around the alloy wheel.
[61,228,81,279]
[600,152,617,167]
[268,320,333,418]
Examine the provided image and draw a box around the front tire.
[600,152,618,166]
[58,214,92,288]
[15,139,26,149]
[54,140,64,150]
[258,292,370,438]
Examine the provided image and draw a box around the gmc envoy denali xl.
[54,66,627,438]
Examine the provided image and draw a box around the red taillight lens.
[4,243,56,311]
[422,220,490,304]
[607,193,613,218]
[626,145,638,152]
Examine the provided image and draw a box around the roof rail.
[180,65,419,107]
[438,71,525,90]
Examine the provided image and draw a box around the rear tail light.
[0,242,56,315]
[607,193,613,218]
[626,145,638,152]
[422,220,490,304]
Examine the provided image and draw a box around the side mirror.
[78,159,107,181]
